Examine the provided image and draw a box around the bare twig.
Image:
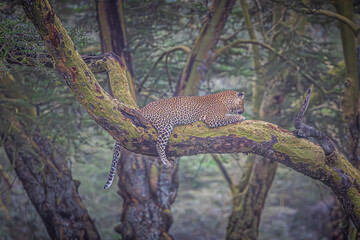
[254,0,265,38]
[137,45,191,92]
[165,52,174,93]
[212,154,234,193]
[293,88,337,165]
[265,7,287,38]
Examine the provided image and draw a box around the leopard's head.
[220,90,245,115]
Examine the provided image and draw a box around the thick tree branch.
[84,52,137,106]
[23,0,360,230]
[0,164,12,189]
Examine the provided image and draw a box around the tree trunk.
[115,150,178,240]
[334,0,359,168]
[1,73,100,240]
[224,2,279,239]
[96,0,136,98]
[225,155,277,240]
[174,0,236,96]
[334,0,360,237]
[240,0,262,119]
[96,2,180,238]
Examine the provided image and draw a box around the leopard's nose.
[238,110,244,114]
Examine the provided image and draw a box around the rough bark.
[0,73,100,240]
[22,0,360,231]
[115,150,178,240]
[334,0,360,168]
[96,2,179,239]
[174,0,236,96]
[225,155,277,240]
[4,135,100,240]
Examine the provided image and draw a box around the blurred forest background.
[0,0,359,239]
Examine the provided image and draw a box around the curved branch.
[137,45,191,92]
[214,39,287,62]
[298,7,360,38]
[165,53,174,93]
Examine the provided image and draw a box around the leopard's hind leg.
[155,124,174,167]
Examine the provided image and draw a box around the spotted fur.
[104,141,121,189]
[139,90,245,166]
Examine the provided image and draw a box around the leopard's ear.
[238,92,245,99]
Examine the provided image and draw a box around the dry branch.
[293,88,337,165]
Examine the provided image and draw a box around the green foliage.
[0,17,94,79]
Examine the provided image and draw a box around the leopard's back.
[139,96,209,128]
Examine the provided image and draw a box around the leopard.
[104,90,245,189]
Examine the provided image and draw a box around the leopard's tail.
[104,141,121,189]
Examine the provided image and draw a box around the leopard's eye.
[238,92,244,97]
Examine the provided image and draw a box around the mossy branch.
[23,0,360,230]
